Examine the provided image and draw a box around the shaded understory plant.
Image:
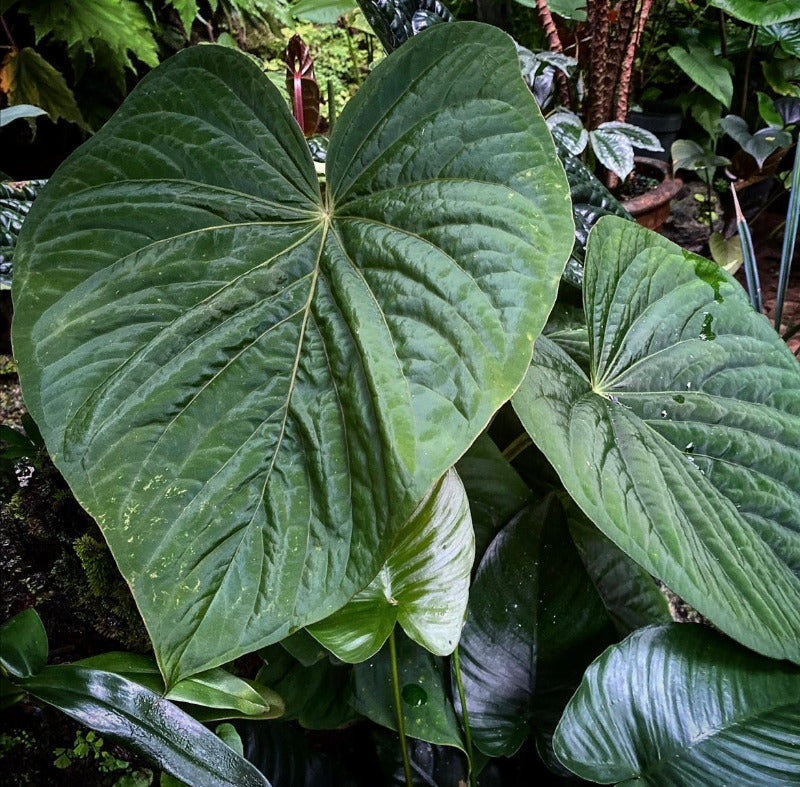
[4,13,800,787]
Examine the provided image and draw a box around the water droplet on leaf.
[402,684,428,707]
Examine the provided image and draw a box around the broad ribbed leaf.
[20,665,269,787]
[307,469,474,662]
[709,0,800,25]
[513,216,800,664]
[77,652,285,721]
[12,23,572,683]
[554,624,800,785]
[0,608,48,678]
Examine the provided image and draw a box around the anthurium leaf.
[554,624,800,785]
[19,665,269,786]
[307,469,474,662]
[565,504,672,635]
[454,498,545,757]
[708,0,800,25]
[237,719,355,786]
[352,631,464,751]
[526,495,617,766]
[12,23,572,684]
[455,433,532,563]
[668,45,733,108]
[760,22,800,57]
[513,216,800,664]
[588,127,635,181]
[257,644,356,729]
[763,58,800,97]
[355,0,453,52]
[292,0,356,23]
[0,608,48,678]
[77,652,285,721]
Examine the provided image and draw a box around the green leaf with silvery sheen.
[307,468,474,662]
[514,216,800,665]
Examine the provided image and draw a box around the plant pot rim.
[621,156,683,217]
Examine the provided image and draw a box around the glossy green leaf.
[238,720,354,786]
[599,122,662,152]
[77,652,285,721]
[292,0,356,22]
[589,127,635,181]
[257,644,357,729]
[527,495,617,766]
[455,499,544,757]
[352,630,464,751]
[0,104,47,127]
[356,0,453,53]
[546,110,589,156]
[308,469,474,662]
[709,0,800,25]
[19,665,269,786]
[668,45,733,108]
[763,58,800,98]
[12,23,572,684]
[760,22,800,57]
[455,433,532,563]
[513,216,800,664]
[0,608,48,678]
[554,624,800,785]
[566,505,672,635]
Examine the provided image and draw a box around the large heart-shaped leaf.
[668,44,734,108]
[554,624,800,784]
[12,22,572,684]
[513,216,800,664]
[709,0,800,25]
[307,468,474,662]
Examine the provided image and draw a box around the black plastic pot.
[628,105,682,161]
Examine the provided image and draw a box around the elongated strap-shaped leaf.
[12,23,572,684]
[307,469,474,662]
[554,624,800,785]
[20,665,269,787]
[513,216,800,664]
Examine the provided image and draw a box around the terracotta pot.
[620,157,682,232]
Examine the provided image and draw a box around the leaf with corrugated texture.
[554,624,800,785]
[513,216,800,664]
[307,469,474,662]
[12,22,572,684]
